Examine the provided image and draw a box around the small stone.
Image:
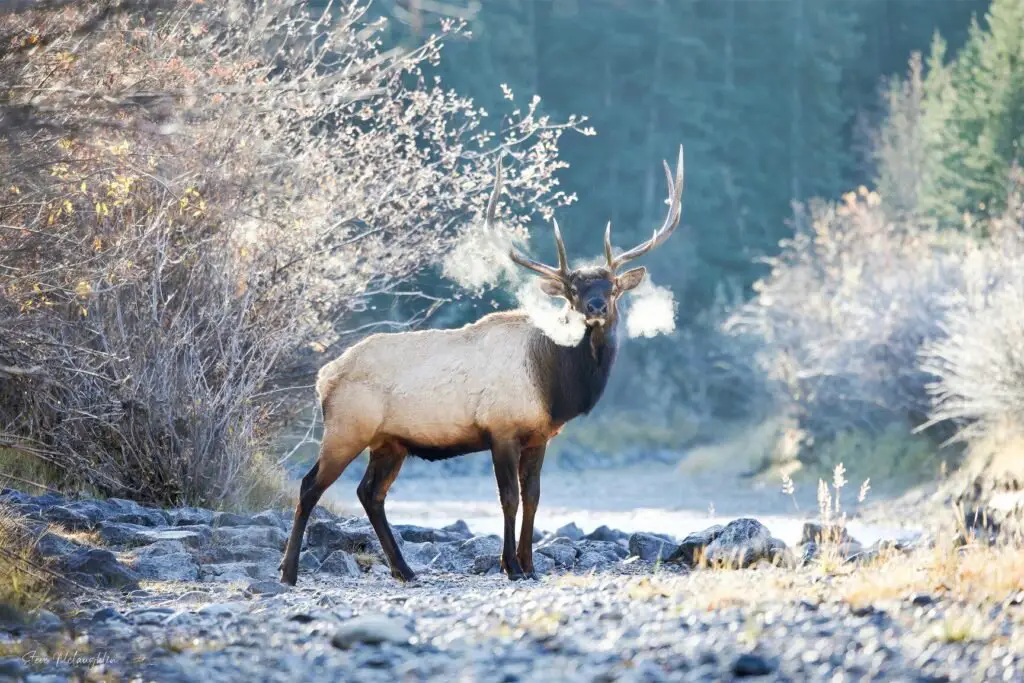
[583,525,628,543]
[910,593,935,607]
[91,607,123,622]
[34,609,62,632]
[41,505,93,531]
[131,552,200,581]
[167,507,214,527]
[331,615,413,648]
[212,525,288,550]
[732,653,774,677]
[245,580,291,597]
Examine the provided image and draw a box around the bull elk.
[280,146,685,585]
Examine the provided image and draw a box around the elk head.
[488,146,685,328]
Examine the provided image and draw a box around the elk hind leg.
[357,445,415,582]
[280,431,363,585]
[517,443,546,579]
[492,439,526,580]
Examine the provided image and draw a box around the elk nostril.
[586,298,607,315]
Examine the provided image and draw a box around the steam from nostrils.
[625,277,676,338]
[443,221,585,346]
[441,220,520,294]
[443,222,675,344]
[516,281,586,346]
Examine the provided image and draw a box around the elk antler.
[488,154,570,282]
[606,145,685,271]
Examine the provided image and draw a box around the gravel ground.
[1,471,1021,683]
[7,563,1023,683]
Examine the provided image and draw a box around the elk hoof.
[526,571,540,581]
[280,568,298,586]
[391,565,417,583]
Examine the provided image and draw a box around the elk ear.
[616,266,647,292]
[539,279,567,298]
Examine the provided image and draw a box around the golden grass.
[0,501,54,617]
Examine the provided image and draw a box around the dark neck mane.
[529,320,619,425]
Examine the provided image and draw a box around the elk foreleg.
[357,447,415,582]
[517,443,546,579]
[491,439,526,580]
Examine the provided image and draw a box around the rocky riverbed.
[1,488,1022,682]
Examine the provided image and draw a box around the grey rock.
[251,510,289,530]
[140,527,210,549]
[133,539,190,557]
[97,521,149,546]
[0,656,29,679]
[319,550,362,576]
[200,544,280,566]
[105,498,167,526]
[41,505,94,531]
[167,507,214,527]
[531,552,556,576]
[579,539,628,560]
[34,531,82,558]
[212,511,253,527]
[733,653,774,677]
[60,548,140,590]
[442,519,473,538]
[90,606,123,622]
[628,532,679,563]
[212,525,288,550]
[34,609,63,632]
[200,562,259,582]
[395,524,465,544]
[299,551,322,572]
[458,535,501,563]
[306,521,382,555]
[536,541,578,568]
[667,525,725,567]
[703,518,781,569]
[583,525,629,544]
[245,580,291,596]
[331,615,412,648]
[197,602,246,617]
[554,522,585,541]
[131,552,200,581]
[471,554,499,575]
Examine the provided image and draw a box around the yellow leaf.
[74,281,92,298]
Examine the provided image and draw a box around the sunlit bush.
[0,1,583,507]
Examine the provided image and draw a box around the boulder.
[41,505,95,531]
[441,519,473,539]
[305,521,382,555]
[800,522,854,545]
[251,510,289,530]
[141,527,210,549]
[666,525,725,567]
[628,532,679,563]
[702,518,787,569]
[319,550,362,576]
[200,562,259,583]
[536,539,578,568]
[245,580,291,597]
[105,498,167,527]
[554,522,585,541]
[212,525,288,551]
[167,507,214,527]
[131,553,200,582]
[212,511,252,528]
[97,522,150,547]
[394,524,465,544]
[583,525,629,544]
[61,548,140,590]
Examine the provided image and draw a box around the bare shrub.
[0,1,583,507]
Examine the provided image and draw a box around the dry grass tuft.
[0,502,54,617]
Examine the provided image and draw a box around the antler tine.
[552,218,569,274]
[509,218,572,282]
[611,145,685,270]
[604,221,614,268]
[484,153,503,229]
